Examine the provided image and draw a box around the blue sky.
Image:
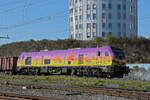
[0,0,149,45]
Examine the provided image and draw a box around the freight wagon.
[0,57,18,74]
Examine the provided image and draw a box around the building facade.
[69,0,138,40]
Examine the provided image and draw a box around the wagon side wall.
[0,57,18,72]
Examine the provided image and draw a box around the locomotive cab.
[107,46,129,77]
[111,46,126,66]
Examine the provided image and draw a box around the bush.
[106,34,117,44]
[133,66,139,71]
[0,36,150,63]
[93,36,105,43]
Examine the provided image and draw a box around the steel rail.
[0,81,150,100]
[0,91,64,100]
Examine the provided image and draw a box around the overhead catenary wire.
[9,28,69,40]
[0,10,69,30]
[0,0,69,41]
[0,0,55,15]
[0,0,68,29]
[0,0,26,8]
[0,35,9,39]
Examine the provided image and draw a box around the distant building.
[69,0,138,40]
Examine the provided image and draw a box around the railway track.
[0,81,150,100]
[0,91,64,100]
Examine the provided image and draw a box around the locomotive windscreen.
[111,46,125,60]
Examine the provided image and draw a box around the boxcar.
[0,57,18,74]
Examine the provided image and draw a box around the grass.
[0,74,150,90]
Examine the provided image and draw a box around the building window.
[93,14,97,20]
[123,4,126,11]
[93,32,96,37]
[87,14,91,20]
[70,26,73,31]
[87,23,91,34]
[123,23,126,30]
[130,24,134,30]
[108,3,112,10]
[79,24,83,29]
[108,23,112,29]
[75,34,78,38]
[123,13,126,20]
[79,15,83,20]
[102,13,106,19]
[75,24,78,29]
[118,32,121,37]
[70,8,73,14]
[123,32,126,37]
[75,0,77,3]
[70,34,73,39]
[117,12,121,19]
[70,17,73,22]
[93,4,97,10]
[117,4,121,10]
[70,0,73,6]
[87,32,91,38]
[75,8,78,12]
[117,23,121,30]
[79,6,83,11]
[108,32,112,35]
[93,23,97,28]
[102,23,106,28]
[102,32,106,37]
[102,3,106,10]
[108,13,112,19]
[79,33,83,39]
[75,16,78,20]
[87,23,91,29]
[130,5,134,13]
[87,4,90,10]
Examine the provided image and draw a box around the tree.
[133,66,139,71]
[106,34,117,44]
[93,36,104,43]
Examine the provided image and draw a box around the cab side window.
[22,55,24,60]
[105,52,109,56]
[25,57,32,65]
[44,59,50,64]
[98,51,101,56]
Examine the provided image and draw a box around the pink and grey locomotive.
[16,46,129,77]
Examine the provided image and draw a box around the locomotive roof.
[19,46,114,58]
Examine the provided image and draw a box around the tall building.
[69,0,138,40]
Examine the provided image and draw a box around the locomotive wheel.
[71,69,77,76]
[106,74,112,78]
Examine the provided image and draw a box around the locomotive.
[0,46,129,77]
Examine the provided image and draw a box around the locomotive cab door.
[78,54,84,64]
[97,51,102,65]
